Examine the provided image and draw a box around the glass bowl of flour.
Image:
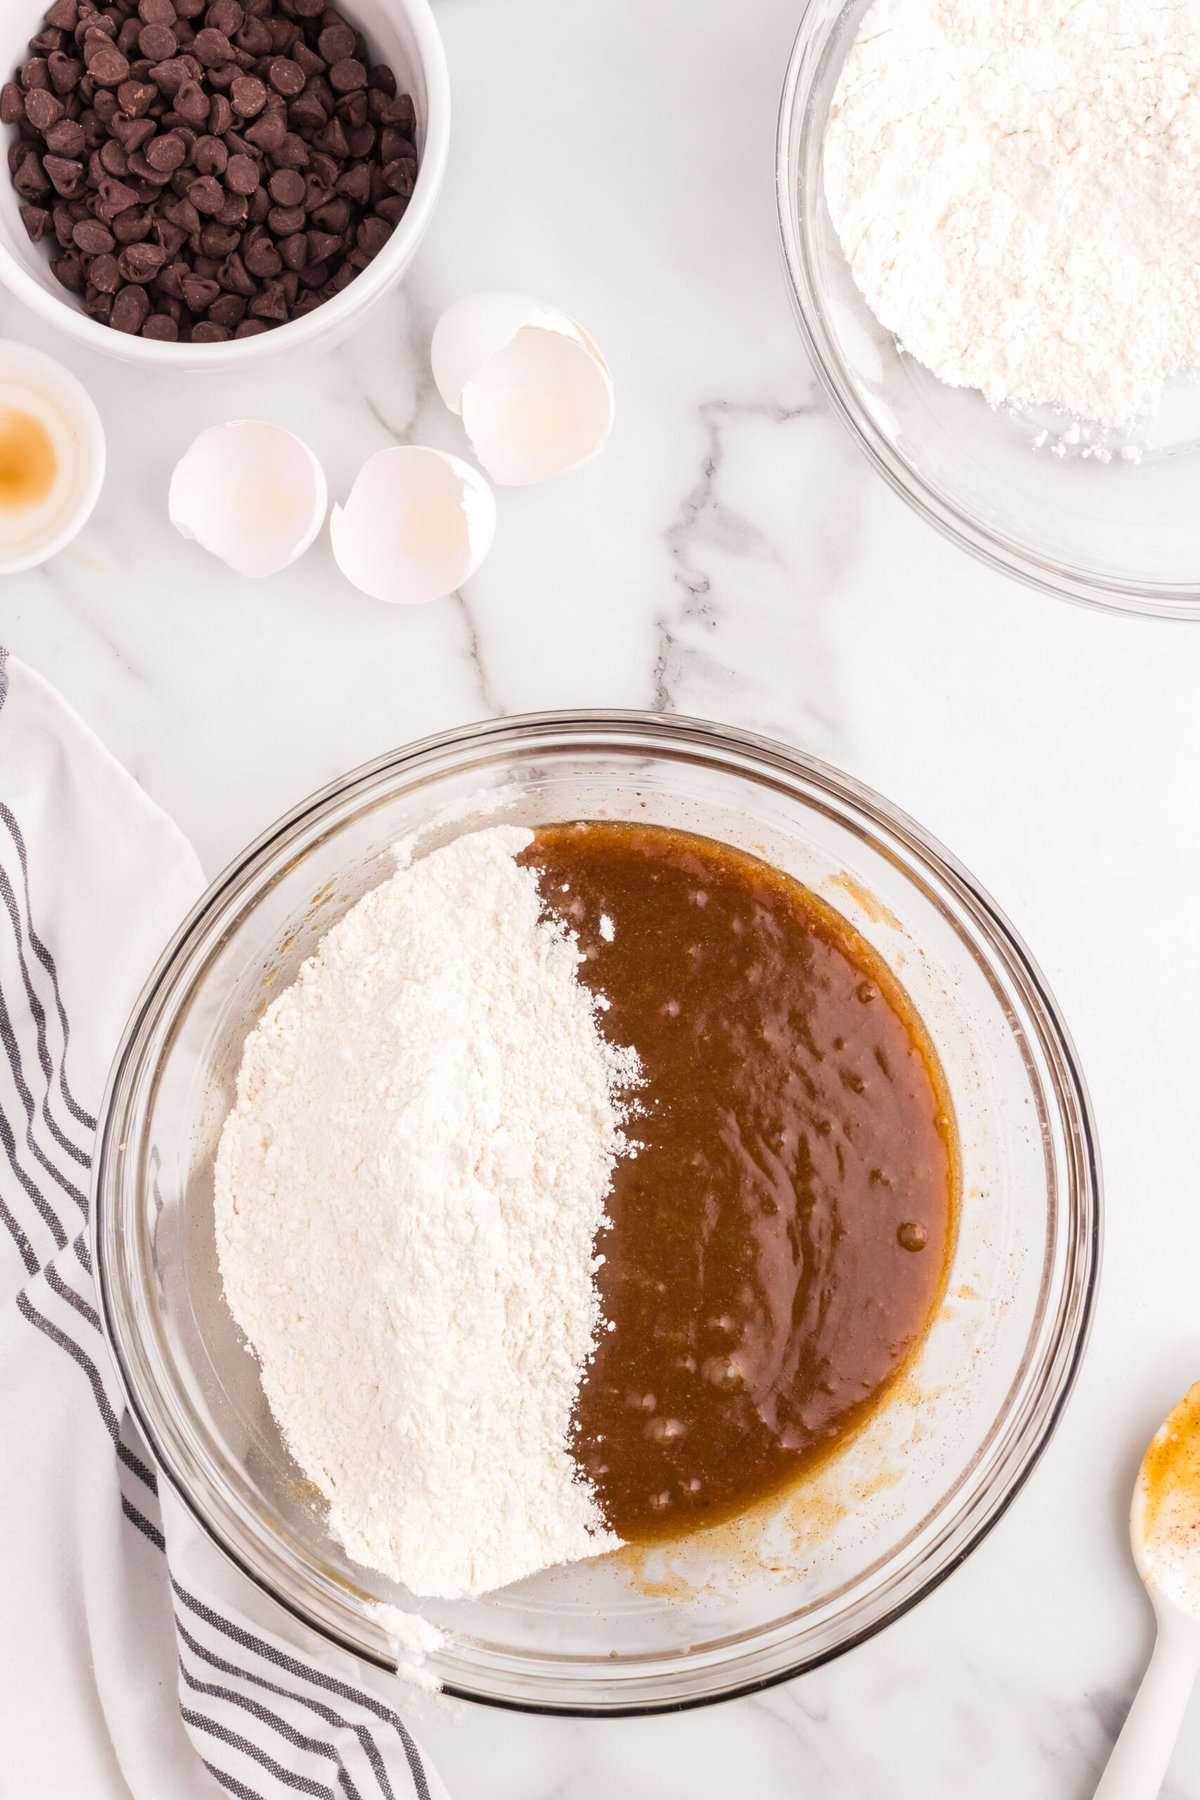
[778,0,1200,619]
[94,713,1099,1711]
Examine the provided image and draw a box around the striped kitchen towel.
[0,650,445,1800]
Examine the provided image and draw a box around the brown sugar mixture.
[521,821,957,1543]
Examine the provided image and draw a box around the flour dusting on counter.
[214,826,639,1599]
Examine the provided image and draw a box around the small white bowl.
[0,0,450,374]
[0,340,105,574]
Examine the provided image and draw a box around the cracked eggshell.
[168,420,327,579]
[330,446,497,605]
[431,291,614,486]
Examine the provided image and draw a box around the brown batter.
[521,821,957,1543]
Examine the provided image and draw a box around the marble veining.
[5,0,1200,1792]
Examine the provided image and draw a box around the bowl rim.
[94,709,1103,1714]
[775,0,1200,623]
[0,0,450,370]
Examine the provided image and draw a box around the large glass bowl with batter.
[94,712,1100,1713]
[777,0,1200,618]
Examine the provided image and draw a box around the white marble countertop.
[6,0,1200,1794]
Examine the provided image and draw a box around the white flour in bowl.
[824,0,1200,428]
[214,825,639,1600]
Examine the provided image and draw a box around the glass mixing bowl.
[95,713,1100,1713]
[777,0,1200,619]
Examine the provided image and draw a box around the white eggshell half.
[330,446,497,605]
[431,291,615,486]
[168,420,327,579]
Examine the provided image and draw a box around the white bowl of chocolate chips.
[0,0,449,365]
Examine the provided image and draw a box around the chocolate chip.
[51,248,85,290]
[191,320,230,341]
[265,164,301,206]
[186,172,223,212]
[266,55,303,95]
[117,77,158,117]
[73,216,114,252]
[310,194,348,233]
[52,202,76,248]
[181,271,219,309]
[142,311,179,339]
[13,150,51,199]
[146,130,188,171]
[174,78,210,125]
[317,22,354,63]
[355,213,389,257]
[312,116,347,159]
[335,88,366,128]
[153,218,187,256]
[328,56,364,94]
[208,92,234,134]
[24,85,65,131]
[86,43,130,85]
[331,163,366,206]
[215,187,248,225]
[207,291,246,327]
[224,150,258,192]
[192,27,233,65]
[305,226,339,264]
[242,229,279,276]
[112,204,151,242]
[375,193,407,226]
[379,128,414,165]
[266,201,303,234]
[138,22,177,58]
[21,57,50,92]
[147,55,190,96]
[377,92,415,133]
[289,89,325,132]
[124,122,160,160]
[271,130,307,169]
[229,71,265,116]
[19,203,52,242]
[243,106,285,151]
[47,51,83,93]
[88,250,120,290]
[46,0,80,28]
[217,248,254,293]
[118,238,166,280]
[245,276,286,319]
[139,0,177,23]
[97,173,139,214]
[199,220,239,254]
[276,228,304,269]
[162,195,201,232]
[382,158,414,198]
[44,153,84,195]
[111,281,151,331]
[156,257,188,297]
[190,132,224,173]
[0,82,24,124]
[207,0,244,35]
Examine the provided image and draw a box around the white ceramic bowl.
[0,0,449,372]
[0,338,104,572]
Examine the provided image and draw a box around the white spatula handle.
[1094,1618,1199,1800]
